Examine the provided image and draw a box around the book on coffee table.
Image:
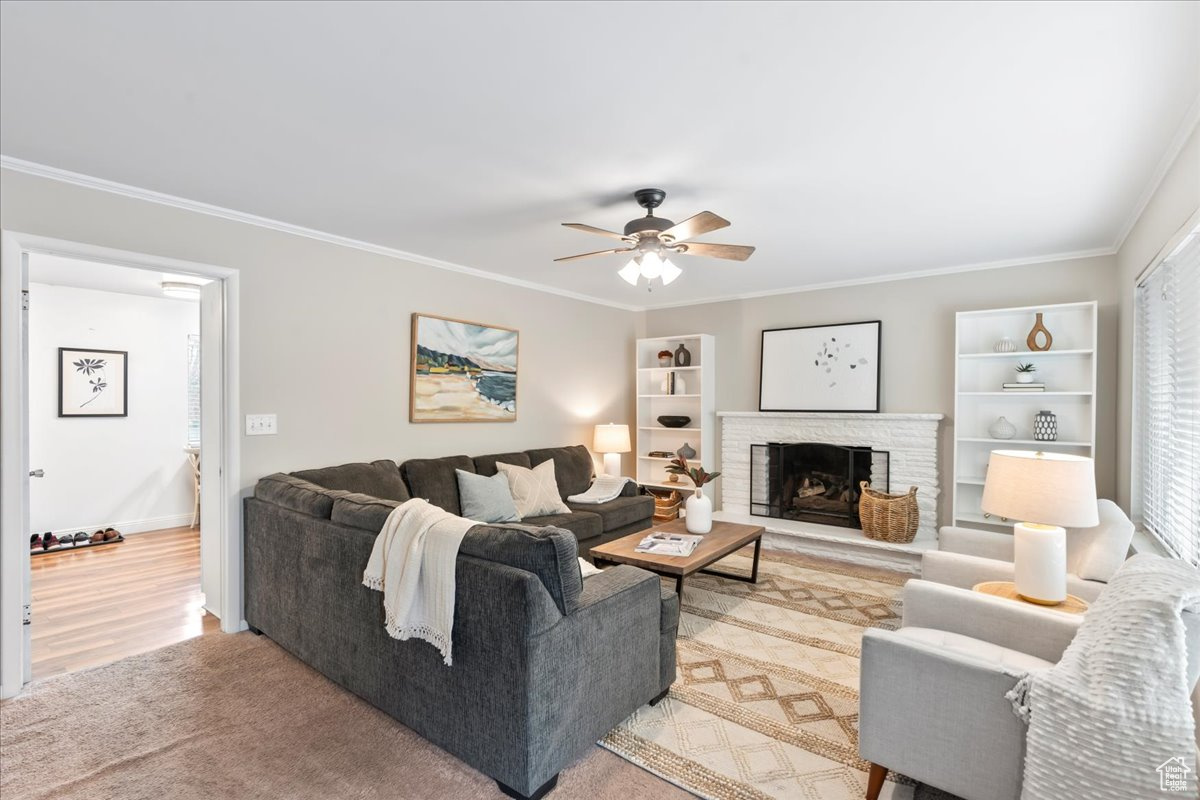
[634,531,703,557]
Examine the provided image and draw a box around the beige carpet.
[0,632,692,800]
[600,550,915,800]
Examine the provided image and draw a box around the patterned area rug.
[600,549,915,800]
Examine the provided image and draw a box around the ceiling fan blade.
[562,223,631,241]
[673,242,756,261]
[553,248,634,263]
[659,211,730,243]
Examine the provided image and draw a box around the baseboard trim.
[35,514,196,539]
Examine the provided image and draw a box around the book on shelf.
[1002,382,1044,388]
[1002,384,1045,392]
[634,531,703,557]
[647,450,676,459]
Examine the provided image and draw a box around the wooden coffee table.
[590,518,765,595]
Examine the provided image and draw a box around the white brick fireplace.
[714,411,944,570]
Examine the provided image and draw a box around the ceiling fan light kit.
[557,188,755,290]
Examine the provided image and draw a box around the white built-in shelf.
[635,334,714,497]
[957,349,1094,359]
[953,301,1098,530]
[639,426,701,433]
[958,391,1093,396]
[958,437,1093,447]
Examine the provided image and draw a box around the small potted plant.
[666,455,720,534]
[657,349,674,367]
[1014,362,1037,384]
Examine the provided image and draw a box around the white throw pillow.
[497,460,571,518]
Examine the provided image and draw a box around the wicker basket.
[858,481,919,543]
[651,489,683,522]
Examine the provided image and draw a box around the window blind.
[1135,227,1200,564]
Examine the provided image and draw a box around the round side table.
[972,581,1088,615]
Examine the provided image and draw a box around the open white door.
[199,280,223,620]
[0,231,32,698]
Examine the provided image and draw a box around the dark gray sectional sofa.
[243,445,671,800]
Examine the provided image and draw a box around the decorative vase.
[659,374,685,394]
[988,416,1017,440]
[1026,312,1053,351]
[676,442,697,460]
[674,375,686,394]
[674,343,692,367]
[1033,410,1058,441]
[1016,371,1034,384]
[658,355,673,367]
[685,490,713,534]
[993,336,1017,353]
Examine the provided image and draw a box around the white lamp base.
[1013,522,1067,604]
[602,452,622,477]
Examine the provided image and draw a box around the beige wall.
[643,255,1120,526]
[1,169,640,491]
[1115,124,1200,512]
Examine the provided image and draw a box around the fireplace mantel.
[717,411,944,569]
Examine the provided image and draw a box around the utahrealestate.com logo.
[1157,757,1191,792]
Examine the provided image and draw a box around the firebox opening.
[750,442,890,528]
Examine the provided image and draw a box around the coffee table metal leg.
[698,536,763,585]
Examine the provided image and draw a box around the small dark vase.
[674,343,692,367]
[676,442,697,460]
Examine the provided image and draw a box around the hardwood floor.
[31,526,219,680]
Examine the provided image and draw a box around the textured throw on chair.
[362,498,475,665]
[1007,553,1200,800]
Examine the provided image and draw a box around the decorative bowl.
[657,415,692,428]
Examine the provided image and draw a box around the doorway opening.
[27,254,216,678]
[1,233,242,698]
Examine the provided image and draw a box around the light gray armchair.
[921,499,1134,603]
[859,578,1200,800]
[859,580,1081,800]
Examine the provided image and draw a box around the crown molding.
[1110,92,1200,254]
[0,156,642,312]
[1,154,1125,315]
[637,245,1118,311]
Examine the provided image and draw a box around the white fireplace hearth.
[713,411,944,571]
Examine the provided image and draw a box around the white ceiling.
[28,253,208,301]
[2,1,1197,310]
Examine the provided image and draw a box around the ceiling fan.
[556,188,755,287]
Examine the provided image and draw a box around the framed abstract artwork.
[59,347,128,417]
[759,321,881,412]
[410,314,518,422]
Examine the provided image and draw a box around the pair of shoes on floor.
[30,531,92,550]
[89,527,121,543]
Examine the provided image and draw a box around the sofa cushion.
[522,511,602,542]
[292,460,410,502]
[401,456,475,515]
[567,495,654,532]
[526,445,594,499]
[461,524,583,616]
[456,469,521,524]
[254,473,347,518]
[331,493,402,531]
[497,460,571,518]
[473,451,531,477]
[1070,499,1134,583]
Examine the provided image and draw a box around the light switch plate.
[245,414,277,436]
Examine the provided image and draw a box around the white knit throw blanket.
[361,498,474,666]
[567,475,631,504]
[1007,553,1200,799]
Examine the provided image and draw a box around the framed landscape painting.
[410,314,518,422]
[59,347,128,417]
[759,321,881,412]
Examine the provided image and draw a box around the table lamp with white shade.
[593,423,631,477]
[981,450,1099,605]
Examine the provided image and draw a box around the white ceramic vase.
[685,490,713,534]
[1016,371,1034,384]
